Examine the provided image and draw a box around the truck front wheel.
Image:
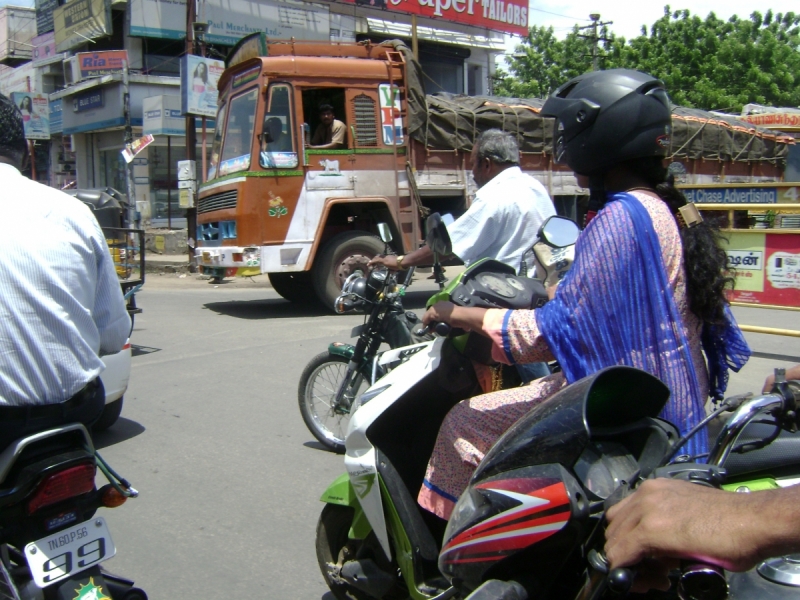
[313,231,384,312]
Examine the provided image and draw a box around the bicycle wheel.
[298,352,367,453]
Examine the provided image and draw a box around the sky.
[523,0,800,40]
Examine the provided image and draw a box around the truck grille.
[198,190,238,214]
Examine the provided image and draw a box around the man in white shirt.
[0,93,130,448]
[369,128,555,272]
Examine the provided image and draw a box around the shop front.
[53,73,202,228]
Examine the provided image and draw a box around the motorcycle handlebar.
[413,322,451,338]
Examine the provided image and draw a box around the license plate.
[24,518,116,588]
[202,251,211,264]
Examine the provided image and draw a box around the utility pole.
[122,60,137,230]
[185,0,198,269]
[578,13,613,71]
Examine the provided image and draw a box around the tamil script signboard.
[741,112,800,128]
[53,0,111,52]
[725,232,800,308]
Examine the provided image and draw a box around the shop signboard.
[0,61,34,96]
[725,232,800,308]
[72,89,103,113]
[682,185,800,204]
[35,0,57,35]
[77,50,128,78]
[339,0,528,36]
[129,0,330,45]
[741,112,800,129]
[11,92,50,140]
[32,31,57,65]
[49,98,62,134]
[142,95,185,136]
[53,0,111,53]
[180,55,224,117]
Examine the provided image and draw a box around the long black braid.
[630,156,734,326]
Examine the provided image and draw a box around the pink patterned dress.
[418,191,709,519]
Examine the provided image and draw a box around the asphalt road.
[91,271,799,599]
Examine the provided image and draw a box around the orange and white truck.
[195,34,794,309]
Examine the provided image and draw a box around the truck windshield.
[259,84,297,169]
[207,102,227,180]
[216,87,258,178]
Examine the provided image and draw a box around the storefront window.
[149,144,198,227]
[259,84,297,169]
[217,88,258,177]
[99,150,127,192]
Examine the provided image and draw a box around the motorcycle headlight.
[341,273,366,296]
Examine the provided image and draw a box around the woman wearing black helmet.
[417,69,751,521]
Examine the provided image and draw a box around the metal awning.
[365,17,505,51]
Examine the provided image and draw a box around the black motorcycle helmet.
[541,69,672,177]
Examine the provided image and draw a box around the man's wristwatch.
[396,255,405,269]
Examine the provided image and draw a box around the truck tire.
[313,231,384,312]
[268,272,317,304]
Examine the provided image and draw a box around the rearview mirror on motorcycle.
[539,216,581,248]
[425,213,452,256]
[377,223,393,244]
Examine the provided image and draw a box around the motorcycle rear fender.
[327,343,355,360]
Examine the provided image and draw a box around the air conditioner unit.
[63,56,81,86]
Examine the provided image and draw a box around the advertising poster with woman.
[10,93,51,140]
[180,55,224,117]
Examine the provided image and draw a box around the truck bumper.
[196,246,262,277]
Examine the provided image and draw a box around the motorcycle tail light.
[27,463,96,515]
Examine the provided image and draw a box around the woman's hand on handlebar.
[423,302,491,335]
[423,301,455,327]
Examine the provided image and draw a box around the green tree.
[500,7,800,112]
[494,24,614,97]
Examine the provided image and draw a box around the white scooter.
[315,214,581,600]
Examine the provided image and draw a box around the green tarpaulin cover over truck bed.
[384,42,794,167]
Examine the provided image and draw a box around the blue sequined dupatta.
[535,192,749,457]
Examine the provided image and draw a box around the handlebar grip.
[606,567,636,595]
[413,322,451,337]
[679,562,728,600]
[434,322,451,337]
[402,266,415,287]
